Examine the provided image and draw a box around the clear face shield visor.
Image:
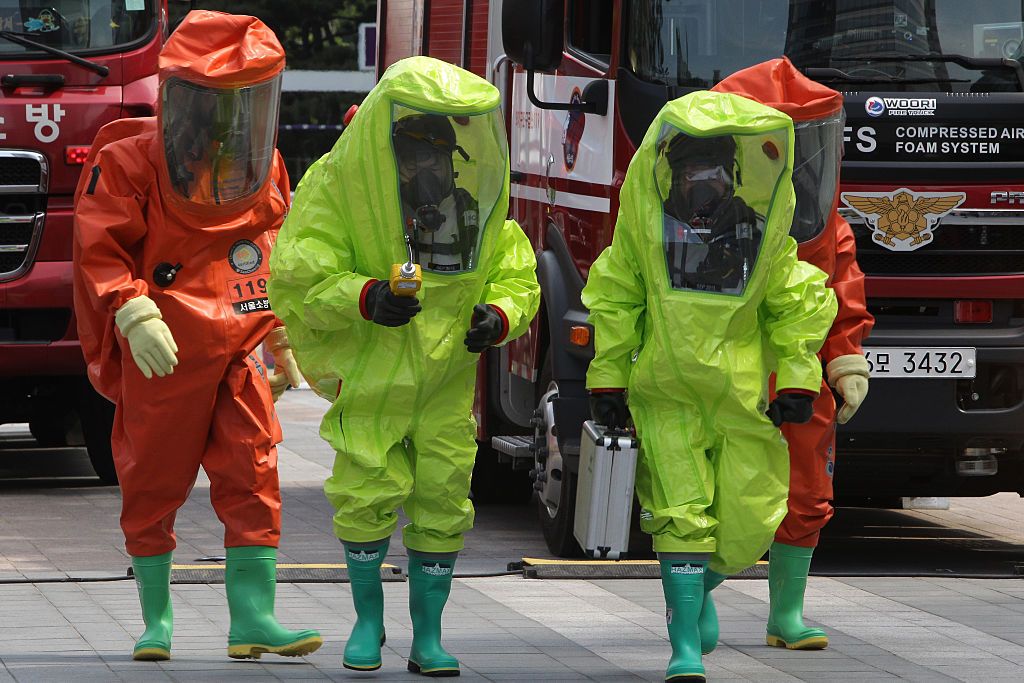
[654,125,787,295]
[790,111,844,243]
[391,105,507,274]
[160,75,282,207]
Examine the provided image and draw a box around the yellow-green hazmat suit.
[268,57,540,553]
[582,91,837,575]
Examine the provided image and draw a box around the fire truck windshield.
[0,0,155,55]
[626,1,1024,93]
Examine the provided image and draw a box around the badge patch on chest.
[227,276,270,315]
[229,239,263,274]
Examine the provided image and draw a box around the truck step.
[491,435,533,464]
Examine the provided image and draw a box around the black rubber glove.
[766,392,815,427]
[364,280,421,327]
[465,303,504,353]
[589,390,631,430]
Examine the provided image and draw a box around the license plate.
[864,347,976,378]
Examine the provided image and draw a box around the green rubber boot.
[131,552,173,661]
[342,539,390,671]
[224,546,323,659]
[659,555,708,683]
[407,550,460,677]
[698,569,728,654]
[766,543,828,650]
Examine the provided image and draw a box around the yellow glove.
[827,354,870,425]
[114,295,179,379]
[264,326,303,402]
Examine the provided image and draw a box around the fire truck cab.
[0,1,190,482]
[380,0,1024,556]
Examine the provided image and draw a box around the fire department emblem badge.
[562,87,586,172]
[840,188,965,252]
[229,239,263,274]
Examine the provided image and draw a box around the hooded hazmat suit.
[268,57,539,675]
[581,91,838,576]
[74,8,289,558]
[73,10,321,661]
[267,56,540,554]
[709,57,874,652]
[714,57,874,549]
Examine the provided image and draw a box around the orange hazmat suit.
[73,11,290,557]
[715,57,875,546]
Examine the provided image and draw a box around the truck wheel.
[534,384,583,557]
[29,412,74,448]
[537,467,584,557]
[471,440,533,504]
[76,383,118,485]
[27,385,82,448]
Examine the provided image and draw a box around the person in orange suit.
[72,10,321,662]
[704,57,875,651]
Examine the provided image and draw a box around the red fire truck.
[380,0,1024,556]
[0,1,190,482]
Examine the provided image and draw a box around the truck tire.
[77,383,118,485]
[538,466,584,557]
[29,412,74,448]
[532,350,650,558]
[28,385,81,448]
[535,433,651,558]
[530,348,584,557]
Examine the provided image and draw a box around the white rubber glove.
[264,326,303,402]
[114,295,179,379]
[827,354,870,425]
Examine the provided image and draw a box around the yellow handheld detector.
[390,232,422,297]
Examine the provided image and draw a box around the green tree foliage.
[183,1,377,180]
[277,92,366,182]
[191,0,376,70]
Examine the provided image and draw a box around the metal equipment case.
[573,420,639,559]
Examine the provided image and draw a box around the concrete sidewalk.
[3,389,1023,581]
[2,572,1024,681]
[3,389,1024,681]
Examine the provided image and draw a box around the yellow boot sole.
[765,633,829,650]
[228,635,323,659]
[132,646,170,661]
[342,629,386,671]
[407,659,461,677]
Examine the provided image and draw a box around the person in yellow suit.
[268,56,540,676]
[582,90,837,682]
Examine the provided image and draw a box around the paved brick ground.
[0,387,553,579]
[2,573,1024,681]
[1,389,1023,681]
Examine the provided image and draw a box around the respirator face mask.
[668,164,734,226]
[397,145,455,231]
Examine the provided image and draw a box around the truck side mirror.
[502,0,607,116]
[502,0,564,72]
[168,0,196,33]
